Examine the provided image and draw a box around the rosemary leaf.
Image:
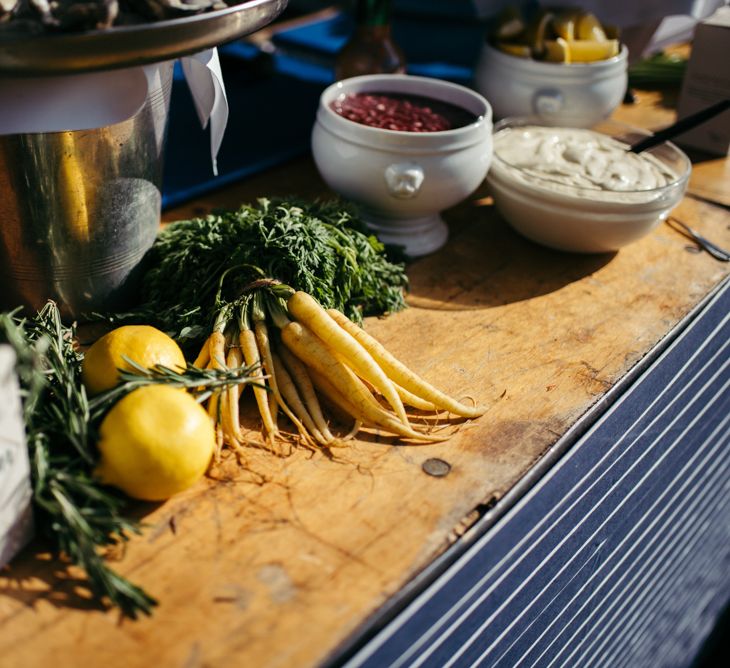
[1,304,154,617]
[1,302,261,618]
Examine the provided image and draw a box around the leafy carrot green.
[118,198,408,347]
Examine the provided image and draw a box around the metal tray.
[0,0,287,76]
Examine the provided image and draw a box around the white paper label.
[0,346,34,568]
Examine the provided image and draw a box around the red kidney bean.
[330,92,475,133]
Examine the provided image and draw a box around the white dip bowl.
[486,118,692,254]
[474,42,628,128]
[311,74,493,257]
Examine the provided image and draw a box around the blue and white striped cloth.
[343,279,730,668]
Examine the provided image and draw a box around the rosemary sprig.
[1,302,261,618]
[1,303,156,617]
[89,359,263,422]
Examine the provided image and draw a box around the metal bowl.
[0,0,287,76]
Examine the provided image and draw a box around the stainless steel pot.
[0,63,173,319]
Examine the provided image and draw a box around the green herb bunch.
[0,303,156,618]
[1,303,259,618]
[628,52,687,88]
[123,198,408,346]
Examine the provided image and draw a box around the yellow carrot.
[207,333,225,427]
[271,352,327,446]
[240,328,277,442]
[268,391,280,432]
[193,334,212,369]
[254,319,311,445]
[327,309,486,418]
[394,383,440,412]
[208,330,227,368]
[226,346,245,441]
[214,424,224,460]
[281,321,444,443]
[307,366,443,443]
[278,345,335,443]
[307,367,364,426]
[287,291,410,426]
[208,331,239,447]
[207,391,220,422]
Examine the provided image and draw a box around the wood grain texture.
[2,97,729,668]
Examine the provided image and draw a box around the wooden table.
[1,88,728,667]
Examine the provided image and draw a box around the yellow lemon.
[576,12,607,42]
[95,385,215,501]
[552,9,581,41]
[569,39,619,62]
[524,9,554,56]
[543,38,571,64]
[496,42,532,58]
[82,325,186,395]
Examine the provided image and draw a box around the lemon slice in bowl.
[576,12,608,42]
[570,39,619,62]
[552,9,580,41]
[543,38,571,63]
[525,9,555,58]
[496,42,532,58]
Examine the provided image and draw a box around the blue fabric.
[345,280,730,668]
[272,10,485,78]
[161,52,326,209]
[161,8,487,208]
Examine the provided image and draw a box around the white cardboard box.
[0,345,34,569]
[676,6,730,155]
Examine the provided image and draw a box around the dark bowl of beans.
[311,74,493,257]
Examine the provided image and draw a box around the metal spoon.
[630,98,730,153]
[666,217,730,262]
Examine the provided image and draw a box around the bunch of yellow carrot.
[192,281,485,455]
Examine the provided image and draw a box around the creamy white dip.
[492,126,677,200]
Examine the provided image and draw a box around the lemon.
[524,9,554,56]
[95,385,215,501]
[496,42,532,58]
[82,325,186,395]
[543,38,571,64]
[576,12,607,42]
[569,39,619,62]
[552,9,580,41]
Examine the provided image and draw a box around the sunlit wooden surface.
[2,57,729,668]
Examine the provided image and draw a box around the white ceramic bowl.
[474,42,628,128]
[311,74,493,257]
[486,118,692,254]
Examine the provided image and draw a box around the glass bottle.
[334,0,406,80]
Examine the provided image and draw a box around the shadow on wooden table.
[2,540,113,615]
[406,197,616,310]
[1,498,164,617]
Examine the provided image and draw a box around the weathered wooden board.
[1,106,729,668]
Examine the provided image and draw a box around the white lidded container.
[474,42,628,128]
[0,346,33,569]
[312,74,493,257]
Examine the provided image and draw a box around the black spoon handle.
[629,98,730,153]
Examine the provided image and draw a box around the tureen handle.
[384,163,424,199]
